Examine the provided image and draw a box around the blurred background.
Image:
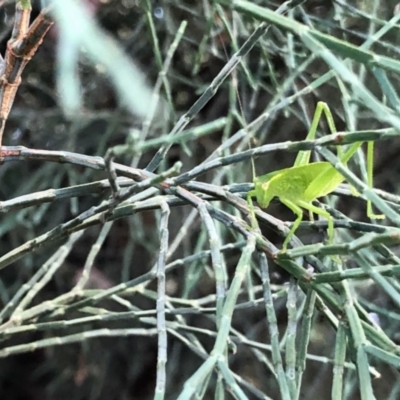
[1,0,400,399]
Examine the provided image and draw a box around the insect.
[247,101,384,251]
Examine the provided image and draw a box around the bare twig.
[0,1,53,149]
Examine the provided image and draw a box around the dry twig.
[0,1,53,152]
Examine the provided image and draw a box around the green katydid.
[247,101,384,251]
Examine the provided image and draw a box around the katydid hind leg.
[298,200,334,244]
[294,102,324,167]
[281,198,335,249]
[294,102,338,168]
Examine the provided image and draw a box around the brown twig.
[0,1,53,151]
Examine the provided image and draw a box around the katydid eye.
[261,182,269,190]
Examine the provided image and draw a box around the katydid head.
[254,179,275,209]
